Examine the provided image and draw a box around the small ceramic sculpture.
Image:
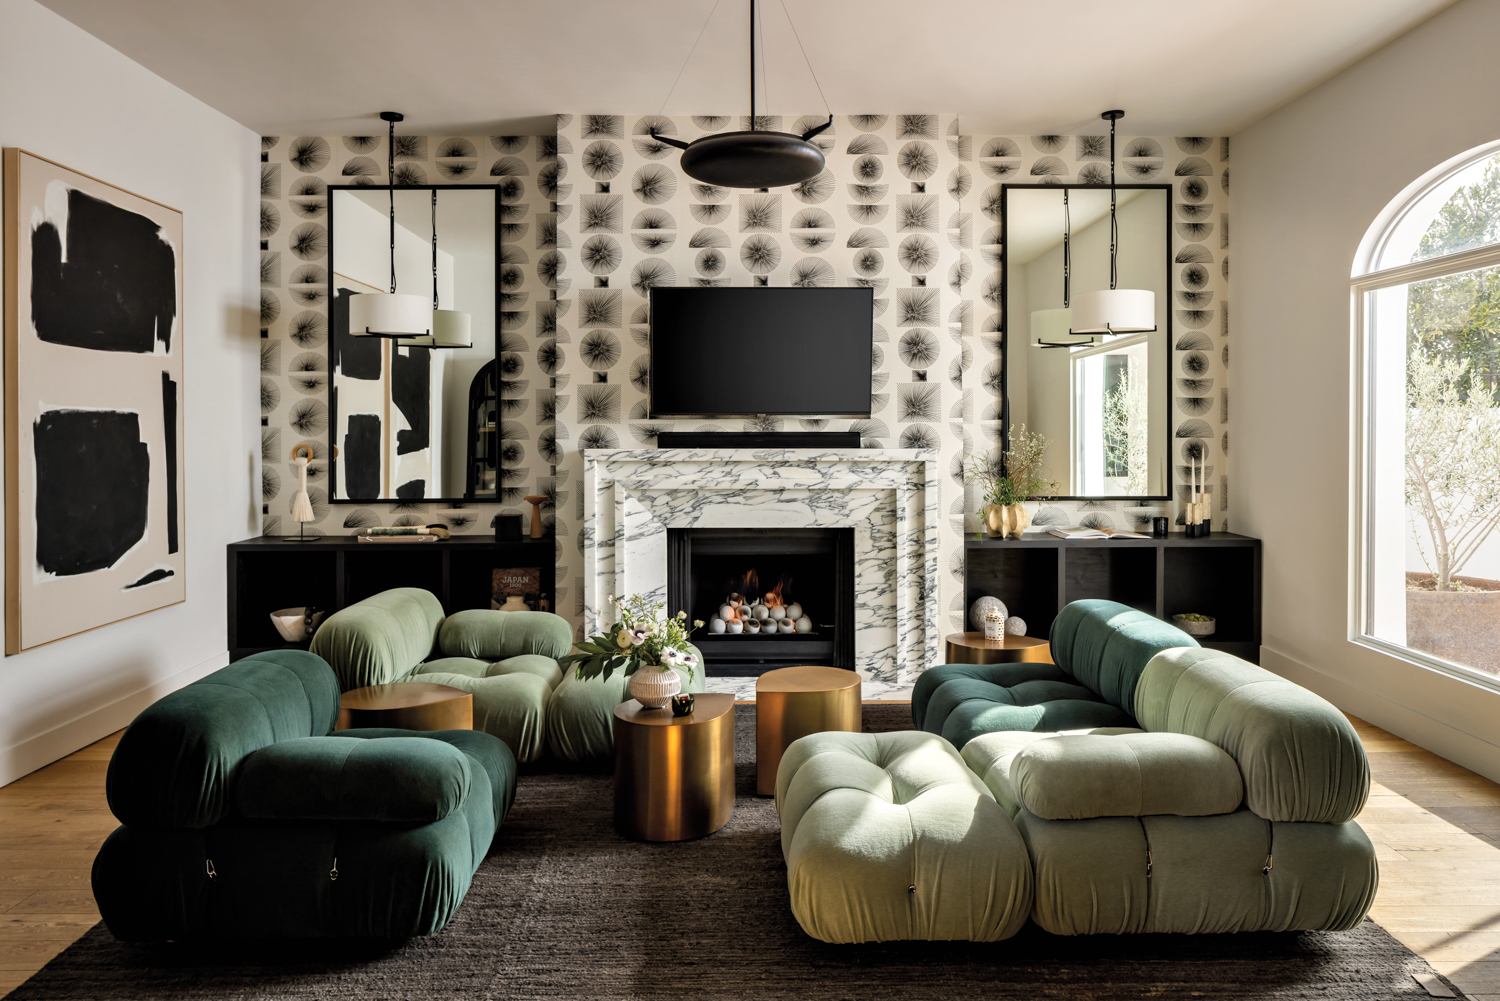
[795,615,812,633]
[969,595,1008,632]
[777,619,795,633]
[769,605,786,620]
[786,602,803,619]
[709,617,726,633]
[1005,616,1027,637]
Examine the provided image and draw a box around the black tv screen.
[648,287,873,417]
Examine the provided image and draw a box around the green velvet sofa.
[92,650,513,940]
[309,588,704,762]
[777,599,1378,942]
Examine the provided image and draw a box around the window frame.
[1351,237,1500,692]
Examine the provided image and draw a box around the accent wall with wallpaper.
[257,118,1230,641]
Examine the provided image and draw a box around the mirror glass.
[1003,185,1170,499]
[327,186,497,502]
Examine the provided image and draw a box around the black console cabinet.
[227,536,556,662]
[964,532,1262,663]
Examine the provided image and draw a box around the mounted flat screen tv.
[648,287,874,418]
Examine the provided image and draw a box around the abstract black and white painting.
[3,149,186,653]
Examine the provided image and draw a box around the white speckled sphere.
[969,596,1008,632]
[1005,616,1027,637]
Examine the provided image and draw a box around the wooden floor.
[1,719,1498,998]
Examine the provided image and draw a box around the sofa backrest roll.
[1048,600,1200,714]
[1134,647,1370,824]
[310,587,446,690]
[106,651,341,829]
[438,609,574,662]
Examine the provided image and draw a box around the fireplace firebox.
[667,528,855,676]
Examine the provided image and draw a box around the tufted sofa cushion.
[911,662,1135,750]
[775,730,1033,943]
[1134,647,1370,824]
[106,651,340,829]
[1008,731,1245,820]
[1049,599,1199,711]
[236,736,473,823]
[310,588,445,690]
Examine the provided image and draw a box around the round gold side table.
[943,632,1054,665]
[613,693,735,842]
[335,682,473,731]
[755,666,862,796]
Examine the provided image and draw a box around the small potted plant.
[1172,612,1217,637]
[966,424,1057,539]
[559,595,703,708]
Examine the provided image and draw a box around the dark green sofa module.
[912,600,1195,748]
[92,650,515,941]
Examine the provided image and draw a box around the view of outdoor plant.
[1102,360,1150,497]
[1401,159,1500,673]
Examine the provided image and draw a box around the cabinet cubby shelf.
[963,532,1262,663]
[226,535,557,663]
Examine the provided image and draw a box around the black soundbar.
[655,432,862,449]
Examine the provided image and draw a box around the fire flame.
[718,569,792,622]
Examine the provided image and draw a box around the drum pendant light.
[1035,189,1080,349]
[400,189,473,349]
[1070,110,1157,336]
[649,0,832,189]
[348,111,431,339]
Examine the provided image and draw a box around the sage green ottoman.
[775,730,1033,943]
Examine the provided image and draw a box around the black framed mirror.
[1000,183,1173,500]
[325,184,499,503]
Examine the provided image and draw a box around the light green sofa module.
[545,644,706,762]
[310,590,574,763]
[958,638,1379,935]
[775,730,1034,943]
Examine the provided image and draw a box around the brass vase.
[983,503,1031,540]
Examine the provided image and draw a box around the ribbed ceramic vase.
[628,665,681,709]
[984,503,1031,539]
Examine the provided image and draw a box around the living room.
[1,0,1498,996]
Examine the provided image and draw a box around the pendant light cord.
[750,0,758,129]
[778,0,830,117]
[431,189,439,310]
[1108,114,1118,292]
[657,0,723,117]
[387,116,397,294]
[1063,189,1071,307]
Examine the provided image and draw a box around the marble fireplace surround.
[583,449,940,684]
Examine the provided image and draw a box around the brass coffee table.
[755,666,862,796]
[944,632,1053,665]
[335,682,473,731]
[613,694,735,842]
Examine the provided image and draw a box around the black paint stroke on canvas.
[343,414,381,501]
[30,188,176,354]
[391,347,430,455]
[34,409,149,576]
[161,372,179,554]
[125,567,175,589]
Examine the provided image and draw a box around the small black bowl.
[670,693,696,717]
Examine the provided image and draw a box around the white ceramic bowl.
[269,606,326,643]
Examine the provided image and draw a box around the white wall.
[0,0,258,784]
[1235,0,1500,781]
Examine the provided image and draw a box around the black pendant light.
[650,0,832,189]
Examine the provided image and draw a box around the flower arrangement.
[558,594,703,682]
[965,423,1058,507]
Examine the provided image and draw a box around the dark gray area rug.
[9,704,1461,1000]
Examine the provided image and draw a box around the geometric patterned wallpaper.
[256,120,1230,644]
[257,133,552,540]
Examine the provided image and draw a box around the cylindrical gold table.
[613,694,735,841]
[755,666,862,796]
[944,632,1053,665]
[335,682,473,731]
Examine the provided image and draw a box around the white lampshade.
[1070,289,1156,334]
[399,309,473,350]
[1030,307,1074,343]
[348,291,430,338]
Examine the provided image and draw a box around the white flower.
[628,627,648,646]
[661,648,685,667]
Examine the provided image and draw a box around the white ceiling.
[35,0,1457,138]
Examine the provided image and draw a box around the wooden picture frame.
[2,149,186,653]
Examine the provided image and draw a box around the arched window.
[1354,141,1500,684]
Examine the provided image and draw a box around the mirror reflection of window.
[1003,186,1170,498]
[329,187,497,502]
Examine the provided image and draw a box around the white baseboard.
[1261,644,1500,784]
[0,650,230,787]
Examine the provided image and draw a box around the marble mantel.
[583,448,941,684]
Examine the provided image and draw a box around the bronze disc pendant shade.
[650,0,832,189]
